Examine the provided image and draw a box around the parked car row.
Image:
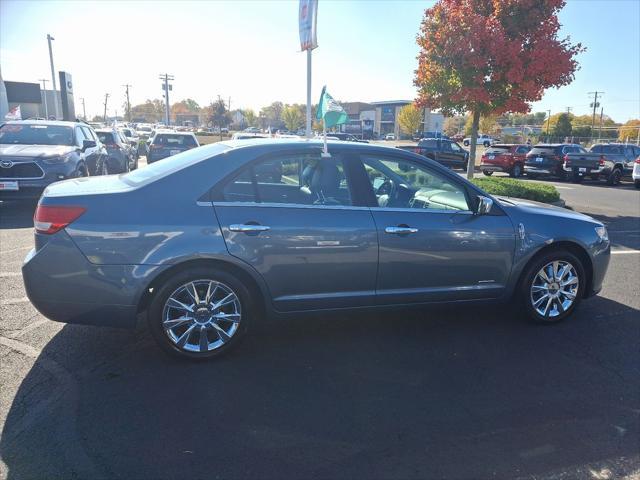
[0,120,139,200]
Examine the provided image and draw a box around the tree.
[398,104,423,136]
[479,114,499,135]
[282,105,304,132]
[243,109,257,127]
[130,99,165,123]
[618,119,640,141]
[552,112,572,137]
[443,116,465,136]
[414,0,584,178]
[208,98,230,137]
[260,101,285,128]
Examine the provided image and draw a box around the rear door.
[212,150,378,312]
[358,152,515,304]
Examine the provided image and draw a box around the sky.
[1,0,638,122]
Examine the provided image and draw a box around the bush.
[471,177,560,204]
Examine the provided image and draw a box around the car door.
[358,153,516,304]
[80,126,100,175]
[212,150,379,312]
[449,141,466,166]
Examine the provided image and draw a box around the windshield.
[122,143,230,186]
[530,146,559,155]
[0,124,74,146]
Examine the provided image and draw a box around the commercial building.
[336,100,444,139]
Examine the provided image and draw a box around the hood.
[43,174,135,198]
[497,196,599,224]
[0,144,76,159]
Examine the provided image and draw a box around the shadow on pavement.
[1,296,639,479]
[586,213,640,250]
[0,201,37,229]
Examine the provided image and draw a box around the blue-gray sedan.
[22,139,611,359]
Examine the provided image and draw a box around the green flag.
[316,86,348,128]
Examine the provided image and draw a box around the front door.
[359,153,516,304]
[212,151,378,312]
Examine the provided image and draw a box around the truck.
[563,143,640,185]
[463,134,496,147]
[397,138,469,170]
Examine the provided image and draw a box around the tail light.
[599,155,606,166]
[34,205,86,234]
[150,144,162,150]
[635,157,640,164]
[563,154,571,167]
[414,148,420,154]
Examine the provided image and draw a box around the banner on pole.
[5,105,21,120]
[299,0,318,51]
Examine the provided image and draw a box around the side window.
[442,141,453,151]
[450,142,462,152]
[591,145,602,153]
[362,156,470,211]
[219,154,353,206]
[624,146,635,159]
[81,126,95,141]
[516,146,528,154]
[75,127,86,145]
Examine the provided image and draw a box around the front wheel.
[148,267,252,360]
[520,251,585,324]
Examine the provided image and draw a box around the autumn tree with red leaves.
[414,0,584,178]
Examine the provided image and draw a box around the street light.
[46,34,60,119]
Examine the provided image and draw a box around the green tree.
[397,104,423,136]
[618,119,640,141]
[443,116,465,136]
[208,98,230,137]
[130,99,165,123]
[260,101,285,128]
[282,105,304,132]
[243,109,257,127]
[552,113,572,137]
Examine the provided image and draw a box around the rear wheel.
[74,164,88,178]
[510,163,523,178]
[482,170,493,176]
[606,167,622,186]
[519,250,585,324]
[148,267,252,360]
[571,170,583,183]
[635,180,640,189]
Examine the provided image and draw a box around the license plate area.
[579,167,587,172]
[0,181,19,191]
[536,157,543,163]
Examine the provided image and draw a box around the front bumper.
[22,230,165,328]
[1,162,76,200]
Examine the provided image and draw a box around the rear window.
[122,143,230,186]
[485,146,511,154]
[419,139,438,148]
[530,146,560,155]
[97,132,116,144]
[153,134,197,147]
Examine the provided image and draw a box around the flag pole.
[306,49,312,139]
[322,118,330,157]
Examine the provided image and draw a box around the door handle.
[229,224,271,233]
[385,226,418,235]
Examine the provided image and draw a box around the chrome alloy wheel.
[162,280,241,353]
[530,260,579,318]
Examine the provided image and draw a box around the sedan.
[23,139,611,359]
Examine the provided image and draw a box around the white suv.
[632,155,640,189]
[463,134,495,147]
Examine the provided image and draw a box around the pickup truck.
[463,134,495,147]
[397,138,469,170]
[563,143,640,185]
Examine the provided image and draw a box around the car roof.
[491,144,527,147]
[218,138,406,155]
[4,120,79,127]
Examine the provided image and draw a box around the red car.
[480,144,531,178]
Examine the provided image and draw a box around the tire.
[635,180,640,189]
[483,141,490,147]
[482,170,493,176]
[571,171,583,183]
[74,164,88,178]
[463,140,469,146]
[606,168,622,186]
[510,163,523,178]
[147,267,253,360]
[519,250,585,324]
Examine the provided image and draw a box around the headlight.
[595,226,608,242]
[43,153,73,164]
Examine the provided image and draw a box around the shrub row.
[471,177,560,204]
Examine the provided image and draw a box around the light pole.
[46,34,60,119]
[80,97,86,120]
[38,79,49,119]
[159,74,174,126]
[103,93,110,122]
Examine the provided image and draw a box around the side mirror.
[82,139,96,151]
[475,195,493,215]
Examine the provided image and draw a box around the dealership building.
[337,100,444,139]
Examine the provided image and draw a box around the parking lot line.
[610,249,640,255]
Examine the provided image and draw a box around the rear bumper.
[480,164,510,173]
[524,166,554,175]
[22,230,165,328]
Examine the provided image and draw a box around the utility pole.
[566,107,572,115]
[38,79,49,119]
[546,109,551,138]
[598,107,604,141]
[228,96,231,111]
[103,93,110,122]
[122,84,132,122]
[80,97,86,120]
[46,34,60,119]
[588,91,603,141]
[159,74,174,126]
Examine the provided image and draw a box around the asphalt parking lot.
[0,164,638,479]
